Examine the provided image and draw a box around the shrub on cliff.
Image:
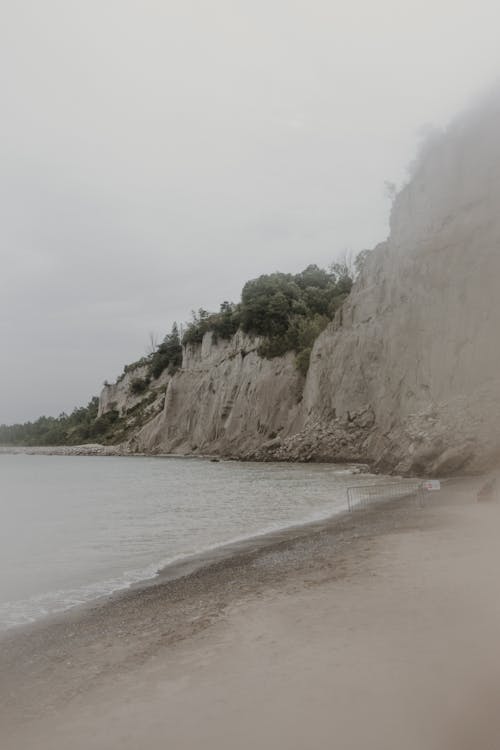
[182,303,240,347]
[129,376,151,395]
[148,323,183,379]
[180,262,356,373]
[116,356,150,382]
[239,264,353,366]
[240,266,349,341]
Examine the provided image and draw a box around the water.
[0,453,383,631]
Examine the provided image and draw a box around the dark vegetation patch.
[0,398,120,447]
[182,259,366,373]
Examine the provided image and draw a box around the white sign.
[423,480,441,491]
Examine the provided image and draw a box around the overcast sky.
[1,1,500,423]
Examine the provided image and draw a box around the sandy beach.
[2,476,500,749]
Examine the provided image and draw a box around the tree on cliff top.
[182,262,357,371]
[148,322,183,379]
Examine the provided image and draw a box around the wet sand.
[2,476,500,749]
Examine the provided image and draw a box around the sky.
[1,0,500,423]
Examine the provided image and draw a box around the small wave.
[0,501,350,631]
[0,459,395,633]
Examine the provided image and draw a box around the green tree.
[149,322,183,379]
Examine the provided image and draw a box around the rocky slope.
[100,90,500,474]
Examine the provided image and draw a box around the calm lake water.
[0,454,384,630]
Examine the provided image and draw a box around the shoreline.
[0,473,423,635]
[4,475,498,749]
[0,454,378,634]
[0,444,374,471]
[0,502,356,634]
[0,482,457,745]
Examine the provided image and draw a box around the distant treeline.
[0,256,369,445]
[0,397,120,446]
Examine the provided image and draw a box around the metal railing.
[346,481,425,512]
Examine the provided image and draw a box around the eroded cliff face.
[98,365,169,440]
[98,365,169,417]
[129,331,304,456]
[100,92,500,474]
[293,94,500,474]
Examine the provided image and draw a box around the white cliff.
[98,364,169,439]
[298,92,500,474]
[129,330,303,456]
[100,90,500,474]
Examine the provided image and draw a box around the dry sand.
[2,477,500,749]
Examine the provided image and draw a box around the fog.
[2,1,500,423]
